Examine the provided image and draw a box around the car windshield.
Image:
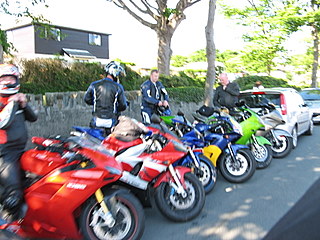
[300,89,320,101]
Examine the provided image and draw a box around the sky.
[1,0,307,68]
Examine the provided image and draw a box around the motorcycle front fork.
[168,165,187,198]
[94,189,116,227]
[226,143,241,168]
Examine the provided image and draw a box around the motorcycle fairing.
[153,166,191,188]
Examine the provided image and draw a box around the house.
[5,23,110,61]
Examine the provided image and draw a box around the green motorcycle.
[195,104,273,169]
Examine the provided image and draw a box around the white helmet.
[105,61,126,80]
[0,64,20,95]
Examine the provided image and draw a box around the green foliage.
[121,65,144,91]
[20,58,104,94]
[159,71,204,88]
[171,55,189,67]
[234,75,293,91]
[19,58,205,96]
[0,30,12,53]
[167,87,205,103]
[189,49,206,62]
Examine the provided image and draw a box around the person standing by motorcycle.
[140,69,170,124]
[0,63,37,221]
[84,61,127,136]
[213,72,240,114]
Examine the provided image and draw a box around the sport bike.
[163,110,256,183]
[74,115,206,222]
[196,104,273,169]
[255,102,293,158]
[0,133,145,240]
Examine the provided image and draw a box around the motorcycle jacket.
[84,78,127,119]
[141,80,169,110]
[213,82,240,110]
[0,96,38,151]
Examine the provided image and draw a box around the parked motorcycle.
[231,103,273,169]
[164,110,256,183]
[74,116,216,194]
[255,102,293,158]
[0,133,145,240]
[74,115,206,222]
[197,104,273,169]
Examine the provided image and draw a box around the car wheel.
[292,126,298,149]
[304,120,313,135]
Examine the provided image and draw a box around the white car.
[299,88,320,124]
[238,88,313,148]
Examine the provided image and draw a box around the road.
[141,125,320,240]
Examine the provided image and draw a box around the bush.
[234,75,295,90]
[167,87,205,103]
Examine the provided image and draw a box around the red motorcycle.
[95,115,206,222]
[0,133,145,240]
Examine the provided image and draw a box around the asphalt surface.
[141,125,320,240]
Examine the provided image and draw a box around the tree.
[220,0,290,76]
[0,0,49,63]
[204,0,216,107]
[221,0,320,87]
[108,0,203,75]
[280,0,320,87]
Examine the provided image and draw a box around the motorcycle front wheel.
[197,154,217,194]
[154,172,205,222]
[79,191,145,240]
[270,134,293,158]
[251,143,273,169]
[219,148,256,183]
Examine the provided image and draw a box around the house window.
[44,27,61,41]
[89,33,101,46]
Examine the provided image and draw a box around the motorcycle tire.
[271,135,293,158]
[251,143,273,169]
[219,148,256,183]
[154,172,205,222]
[198,154,217,194]
[79,190,145,240]
[0,230,24,240]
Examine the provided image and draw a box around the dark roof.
[5,22,111,36]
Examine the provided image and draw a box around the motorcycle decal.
[66,182,87,190]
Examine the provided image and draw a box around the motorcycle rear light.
[280,93,287,115]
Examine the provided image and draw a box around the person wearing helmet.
[140,69,170,124]
[0,63,37,222]
[84,61,128,136]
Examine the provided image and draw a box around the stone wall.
[26,91,204,140]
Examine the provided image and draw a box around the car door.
[294,92,310,134]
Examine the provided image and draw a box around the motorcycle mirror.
[177,110,184,116]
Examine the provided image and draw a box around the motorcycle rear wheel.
[154,172,205,222]
[197,154,217,194]
[219,148,256,183]
[79,191,145,240]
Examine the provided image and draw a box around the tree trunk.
[204,0,216,107]
[0,44,3,64]
[157,30,173,75]
[311,26,319,88]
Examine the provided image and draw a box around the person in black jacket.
[213,73,240,113]
[0,64,37,221]
[84,61,127,136]
[140,69,169,124]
